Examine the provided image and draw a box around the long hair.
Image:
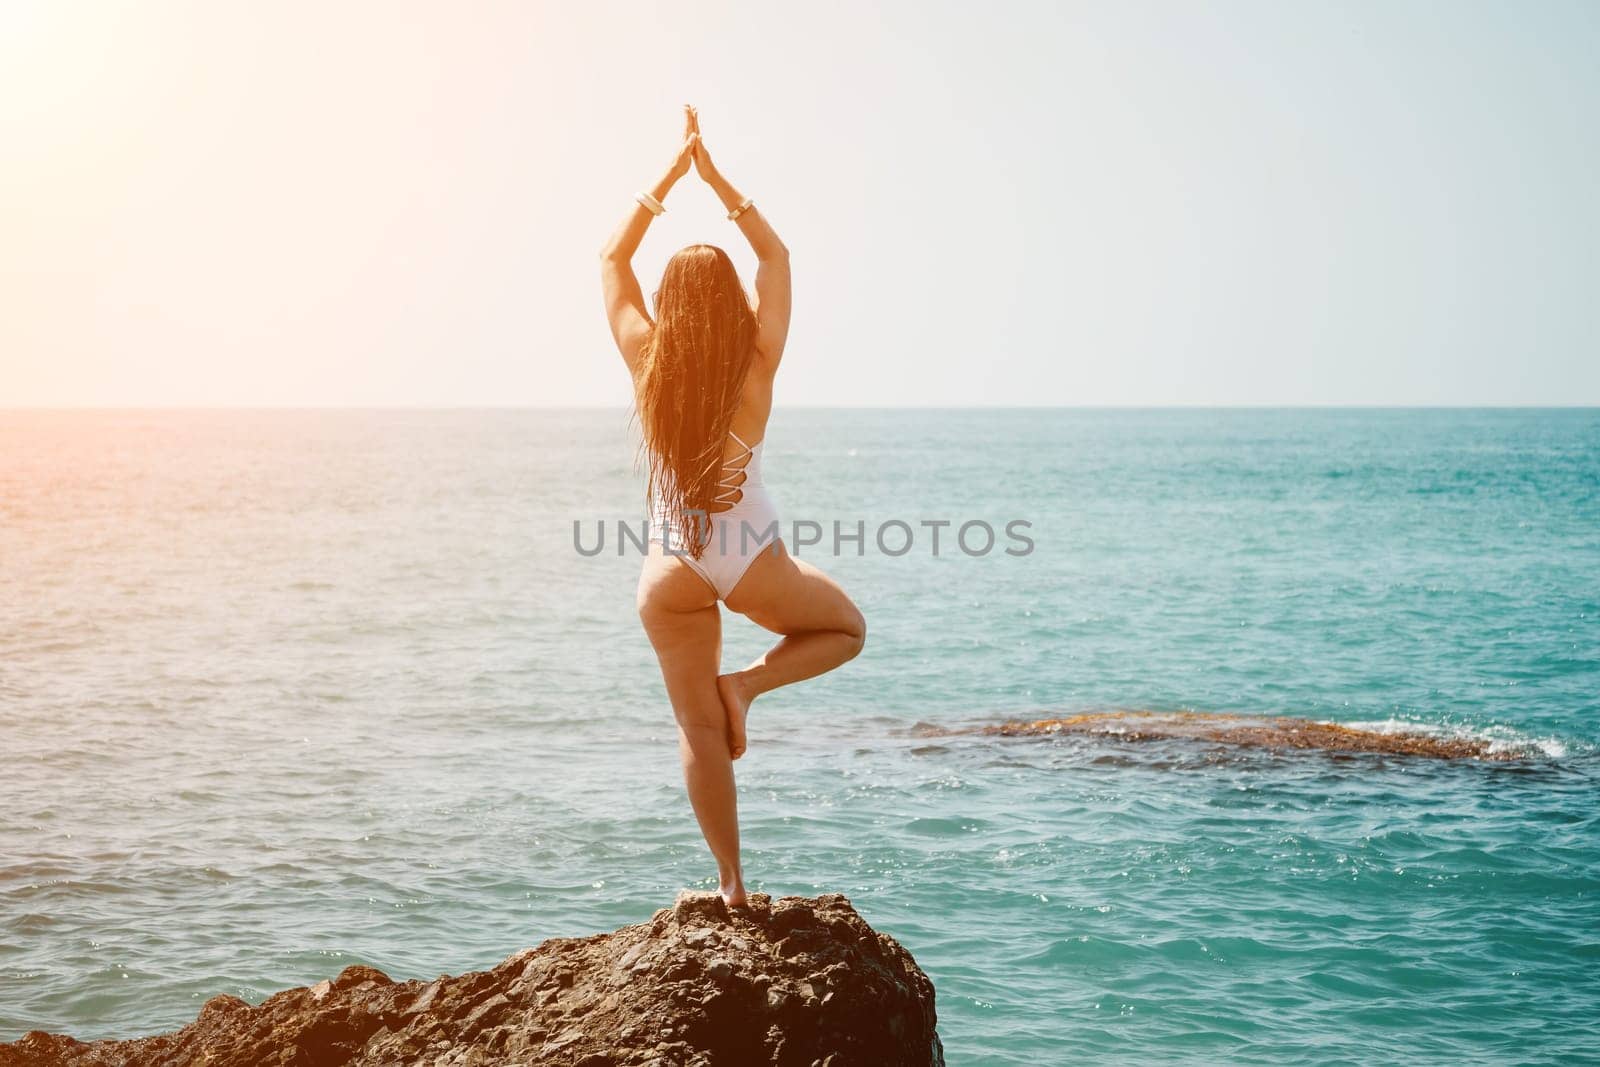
[633,244,759,558]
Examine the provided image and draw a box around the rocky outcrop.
[0,893,942,1067]
[947,710,1523,760]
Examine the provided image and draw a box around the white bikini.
[648,429,782,600]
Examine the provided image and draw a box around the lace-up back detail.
[711,430,759,512]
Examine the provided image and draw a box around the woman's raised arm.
[598,108,698,374]
[692,124,792,368]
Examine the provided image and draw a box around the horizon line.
[3,403,1598,412]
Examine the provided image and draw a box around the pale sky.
[2,0,1596,407]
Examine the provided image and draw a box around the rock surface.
[951,710,1523,760]
[0,892,942,1067]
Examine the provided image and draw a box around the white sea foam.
[1325,718,1569,759]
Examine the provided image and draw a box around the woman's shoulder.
[752,337,785,373]
[741,361,776,405]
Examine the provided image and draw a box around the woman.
[598,106,866,908]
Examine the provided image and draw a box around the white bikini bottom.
[648,484,783,601]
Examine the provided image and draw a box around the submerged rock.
[0,893,941,1067]
[957,710,1524,760]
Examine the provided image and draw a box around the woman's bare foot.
[720,876,748,908]
[716,672,755,759]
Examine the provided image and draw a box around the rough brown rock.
[0,893,942,1067]
[949,710,1524,760]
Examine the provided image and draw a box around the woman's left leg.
[637,546,747,906]
[719,541,867,759]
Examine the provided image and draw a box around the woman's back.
[718,354,776,485]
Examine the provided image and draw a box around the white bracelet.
[727,197,753,221]
[635,191,666,216]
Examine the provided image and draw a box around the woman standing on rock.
[598,106,866,907]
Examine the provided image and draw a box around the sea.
[2,408,1597,1064]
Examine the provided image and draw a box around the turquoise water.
[2,408,1598,1063]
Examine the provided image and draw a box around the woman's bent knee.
[842,605,867,660]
